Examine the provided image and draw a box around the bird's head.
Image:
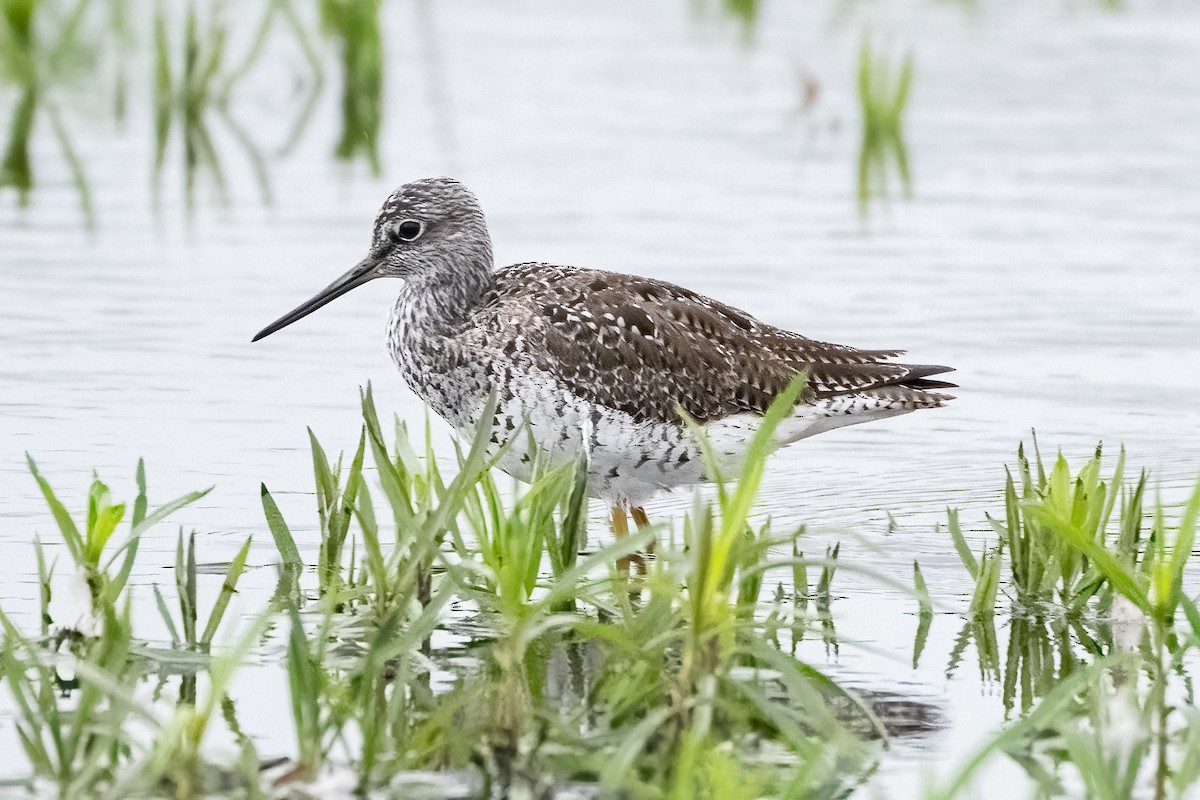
[252,177,492,342]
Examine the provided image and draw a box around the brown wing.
[487,264,954,424]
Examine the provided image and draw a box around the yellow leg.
[611,504,631,573]
[629,506,649,529]
[612,504,649,575]
[630,506,656,560]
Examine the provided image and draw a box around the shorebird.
[254,177,955,546]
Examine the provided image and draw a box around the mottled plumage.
[490,263,953,423]
[255,177,955,509]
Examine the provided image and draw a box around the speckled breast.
[388,294,708,502]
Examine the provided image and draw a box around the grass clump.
[947,437,1195,628]
[0,604,137,797]
[250,380,880,798]
[938,438,1200,798]
[1,458,260,798]
[153,531,252,654]
[8,405,1199,799]
[24,455,210,638]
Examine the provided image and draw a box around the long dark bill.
[251,256,380,342]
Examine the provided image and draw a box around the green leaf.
[556,452,590,577]
[26,454,84,563]
[103,531,141,607]
[913,561,933,668]
[154,584,181,646]
[132,458,148,529]
[1181,593,1200,641]
[1168,478,1200,608]
[201,537,252,646]
[946,508,977,579]
[132,487,212,537]
[362,384,416,530]
[260,483,302,567]
[1026,506,1150,614]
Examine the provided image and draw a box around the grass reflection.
[152,1,276,207]
[320,0,383,173]
[856,37,913,215]
[0,0,388,217]
[0,0,95,222]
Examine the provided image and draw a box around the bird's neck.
[395,257,495,334]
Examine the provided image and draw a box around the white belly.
[455,369,706,505]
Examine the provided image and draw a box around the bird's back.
[468,262,955,427]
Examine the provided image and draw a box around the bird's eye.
[390,220,424,243]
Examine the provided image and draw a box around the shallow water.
[2,0,1199,796]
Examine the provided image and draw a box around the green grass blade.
[556,452,590,576]
[26,454,84,563]
[154,583,181,646]
[176,531,196,647]
[1167,477,1200,613]
[104,531,141,606]
[361,384,416,528]
[133,487,212,537]
[201,537,252,646]
[946,508,977,579]
[913,561,933,668]
[260,483,302,567]
[132,458,148,529]
[1026,506,1150,613]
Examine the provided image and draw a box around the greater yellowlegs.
[253,177,955,541]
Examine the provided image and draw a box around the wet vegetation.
[3,390,1199,798]
[935,440,1200,799]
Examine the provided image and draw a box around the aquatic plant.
[949,438,1197,627]
[25,455,210,635]
[0,603,137,796]
[249,382,880,796]
[153,530,252,654]
[104,615,269,800]
[938,439,1200,796]
[6,411,1200,798]
[1,459,256,798]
